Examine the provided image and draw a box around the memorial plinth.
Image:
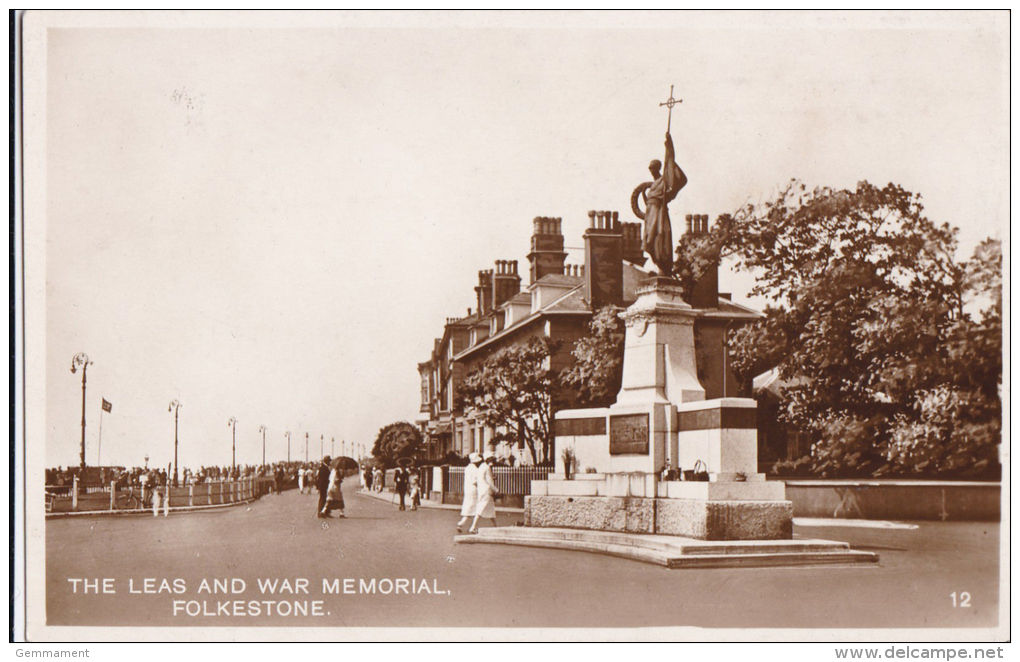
[527,278,795,541]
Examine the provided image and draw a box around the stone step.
[474,526,852,555]
[665,550,879,569]
[454,526,878,569]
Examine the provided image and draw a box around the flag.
[101,398,112,413]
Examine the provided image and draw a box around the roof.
[454,283,589,361]
[528,273,582,289]
[543,287,588,313]
[698,297,766,321]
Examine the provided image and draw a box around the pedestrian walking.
[408,469,421,510]
[297,466,305,494]
[456,453,483,533]
[315,456,332,518]
[394,465,409,510]
[322,459,345,518]
[467,454,499,532]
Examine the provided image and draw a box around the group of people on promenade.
[50,452,504,533]
[362,464,422,511]
[46,461,313,492]
[357,454,500,532]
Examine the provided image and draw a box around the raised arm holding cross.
[630,85,689,276]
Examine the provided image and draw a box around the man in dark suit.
[316,456,332,518]
[394,465,409,511]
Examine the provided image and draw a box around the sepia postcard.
[12,10,1010,647]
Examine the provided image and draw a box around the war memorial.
[456,91,877,568]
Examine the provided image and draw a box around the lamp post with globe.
[69,353,93,473]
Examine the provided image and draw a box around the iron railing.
[443,466,552,496]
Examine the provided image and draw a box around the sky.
[36,11,1008,471]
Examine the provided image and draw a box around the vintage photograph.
[15,10,1008,644]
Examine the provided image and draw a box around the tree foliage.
[561,306,626,408]
[371,421,423,468]
[685,180,1001,477]
[458,337,559,465]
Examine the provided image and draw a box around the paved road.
[45,481,1000,630]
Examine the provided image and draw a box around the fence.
[443,466,552,498]
[46,477,260,514]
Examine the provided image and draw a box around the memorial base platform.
[525,494,793,540]
[454,526,878,569]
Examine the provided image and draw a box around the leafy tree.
[371,421,423,468]
[693,180,1001,477]
[561,306,626,408]
[458,337,559,465]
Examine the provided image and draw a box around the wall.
[784,480,1000,521]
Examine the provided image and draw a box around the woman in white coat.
[468,455,498,533]
[456,453,482,533]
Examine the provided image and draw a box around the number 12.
[950,592,972,608]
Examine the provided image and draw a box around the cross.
[659,84,682,133]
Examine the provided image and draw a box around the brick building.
[417,211,761,464]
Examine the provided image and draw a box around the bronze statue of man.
[634,132,687,275]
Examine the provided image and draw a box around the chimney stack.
[492,259,521,308]
[583,209,624,310]
[475,269,494,315]
[621,222,645,266]
[528,216,568,284]
[687,213,719,308]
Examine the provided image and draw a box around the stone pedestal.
[616,279,704,406]
[608,279,702,474]
[538,277,793,541]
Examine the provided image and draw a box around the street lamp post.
[331,437,335,457]
[257,425,267,468]
[168,400,182,486]
[227,417,238,471]
[284,431,291,463]
[304,433,308,462]
[70,353,93,473]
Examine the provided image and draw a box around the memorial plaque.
[609,413,650,455]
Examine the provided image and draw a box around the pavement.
[356,486,524,513]
[44,481,1001,630]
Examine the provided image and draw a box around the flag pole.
[98,406,104,467]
